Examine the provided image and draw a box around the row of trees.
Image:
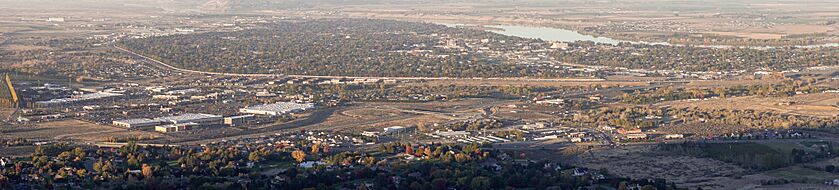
[574,105,839,131]
[622,81,827,104]
[661,142,835,171]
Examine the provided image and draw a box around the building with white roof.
[114,113,222,130]
[112,118,161,129]
[155,113,223,125]
[435,131,470,138]
[36,92,123,107]
[224,115,255,126]
[240,102,315,116]
[155,123,198,133]
[383,126,408,134]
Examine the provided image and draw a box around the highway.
[113,45,608,82]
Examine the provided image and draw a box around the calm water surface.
[442,23,839,49]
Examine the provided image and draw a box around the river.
[442,23,839,49]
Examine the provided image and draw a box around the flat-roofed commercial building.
[155,123,197,133]
[156,113,223,126]
[240,102,314,116]
[36,92,123,107]
[113,118,161,129]
[224,115,255,126]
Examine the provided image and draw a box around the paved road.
[53,129,123,140]
[113,45,608,82]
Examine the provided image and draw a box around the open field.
[660,93,839,118]
[764,166,839,183]
[0,119,159,142]
[305,0,839,45]
[494,105,560,121]
[306,99,503,132]
[1,44,53,51]
[567,142,839,189]
[576,146,760,189]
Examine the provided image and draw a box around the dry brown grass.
[1,44,53,51]
[0,119,159,142]
[660,93,839,118]
[577,146,775,189]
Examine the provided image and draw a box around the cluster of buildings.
[281,78,398,86]
[35,92,123,107]
[112,113,223,132]
[518,123,597,143]
[111,101,315,133]
[362,126,413,138]
[424,130,511,144]
[616,128,686,141]
[617,128,648,140]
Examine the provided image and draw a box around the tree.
[417,122,428,132]
[322,145,331,154]
[141,164,153,178]
[75,169,86,178]
[432,178,446,190]
[405,144,413,155]
[424,147,433,157]
[248,152,261,162]
[470,177,490,190]
[127,154,140,169]
[292,150,307,163]
[311,143,320,154]
[92,160,103,173]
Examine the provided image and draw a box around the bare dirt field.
[515,140,839,189]
[0,146,36,158]
[660,93,839,118]
[0,119,159,142]
[494,106,559,121]
[575,145,779,189]
[1,44,53,51]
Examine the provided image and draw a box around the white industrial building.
[112,118,161,129]
[155,123,197,133]
[155,113,223,125]
[36,92,123,107]
[240,102,315,116]
[224,115,255,126]
[113,113,222,129]
[433,131,470,138]
[383,126,408,134]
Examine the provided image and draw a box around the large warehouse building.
[113,113,223,129]
[155,113,223,125]
[112,118,161,129]
[240,102,315,116]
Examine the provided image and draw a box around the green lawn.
[249,159,294,172]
